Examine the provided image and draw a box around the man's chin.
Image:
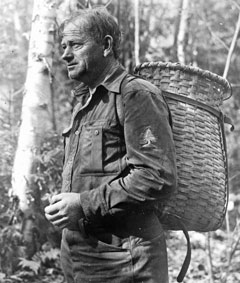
[68,71,84,81]
[68,72,83,81]
[68,73,76,80]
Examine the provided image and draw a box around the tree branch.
[197,12,229,51]
[223,11,240,78]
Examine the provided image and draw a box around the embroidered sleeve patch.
[140,127,157,149]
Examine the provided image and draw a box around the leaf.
[0,272,6,280]
[44,248,60,260]
[9,274,23,282]
[40,248,60,264]
[18,257,41,275]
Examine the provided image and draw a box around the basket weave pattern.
[134,62,230,232]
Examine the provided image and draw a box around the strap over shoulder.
[117,73,173,128]
[116,74,138,126]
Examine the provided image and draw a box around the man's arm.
[80,85,177,223]
[45,85,177,230]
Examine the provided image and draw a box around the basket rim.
[134,61,232,100]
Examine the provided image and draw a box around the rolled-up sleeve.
[80,84,177,223]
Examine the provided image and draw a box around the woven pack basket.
[134,61,232,232]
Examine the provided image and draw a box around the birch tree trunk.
[11,0,57,257]
[172,0,182,61]
[223,10,240,79]
[134,0,140,66]
[177,0,190,64]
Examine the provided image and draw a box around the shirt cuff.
[80,187,108,224]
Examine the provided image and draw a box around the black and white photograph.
[0,1,239,282]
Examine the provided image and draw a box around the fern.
[18,257,41,275]
[0,272,6,280]
[41,248,60,263]
[32,248,60,264]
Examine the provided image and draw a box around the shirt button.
[75,130,80,135]
[94,130,99,135]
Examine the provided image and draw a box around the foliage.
[27,134,64,248]
[0,224,25,276]
[18,258,41,275]
[0,243,64,283]
[0,0,30,84]
[0,0,240,282]
[35,134,64,204]
[167,217,240,282]
[0,132,64,280]
[18,247,61,276]
[0,131,64,278]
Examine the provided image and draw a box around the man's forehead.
[62,21,88,36]
[62,19,86,33]
[61,24,87,40]
[62,30,83,38]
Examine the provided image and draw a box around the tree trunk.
[172,0,183,61]
[177,0,190,64]
[223,10,240,79]
[134,0,140,66]
[11,0,57,257]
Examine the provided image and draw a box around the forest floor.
[1,229,239,283]
[167,230,240,283]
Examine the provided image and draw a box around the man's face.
[61,21,105,85]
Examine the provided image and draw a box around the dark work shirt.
[62,64,177,227]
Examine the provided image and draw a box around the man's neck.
[88,60,119,91]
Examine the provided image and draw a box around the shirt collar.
[72,64,128,97]
[100,64,128,94]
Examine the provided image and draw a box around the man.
[45,7,177,283]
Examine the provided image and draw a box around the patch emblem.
[140,127,157,148]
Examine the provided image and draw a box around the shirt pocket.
[78,120,122,175]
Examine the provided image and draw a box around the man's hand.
[44,193,84,231]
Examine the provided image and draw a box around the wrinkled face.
[61,21,105,85]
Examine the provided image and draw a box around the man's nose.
[62,46,73,62]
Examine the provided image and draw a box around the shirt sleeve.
[80,84,177,223]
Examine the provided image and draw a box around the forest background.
[0,0,240,282]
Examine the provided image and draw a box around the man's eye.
[72,43,82,49]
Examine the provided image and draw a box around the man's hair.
[60,7,121,59]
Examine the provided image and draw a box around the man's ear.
[103,35,113,57]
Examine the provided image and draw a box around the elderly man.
[45,7,177,283]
